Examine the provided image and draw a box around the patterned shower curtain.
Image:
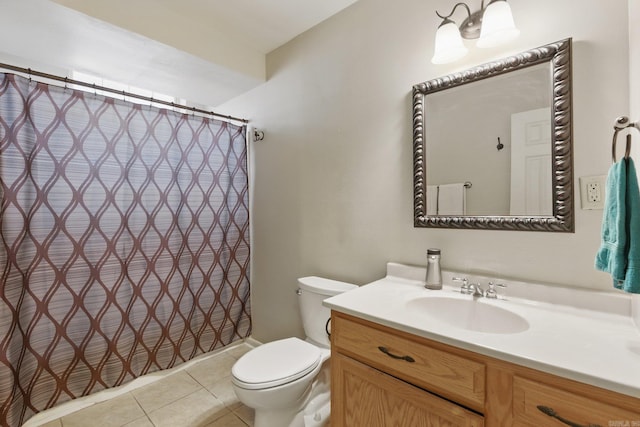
[0,73,251,426]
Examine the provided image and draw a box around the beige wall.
[218,0,630,343]
[632,0,640,147]
[629,0,640,327]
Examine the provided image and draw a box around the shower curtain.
[0,73,251,426]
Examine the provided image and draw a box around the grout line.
[229,413,249,427]
[185,370,207,390]
[121,414,153,427]
[147,386,206,417]
[130,391,151,417]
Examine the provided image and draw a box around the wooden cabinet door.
[332,353,484,427]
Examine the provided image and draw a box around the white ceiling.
[0,0,358,108]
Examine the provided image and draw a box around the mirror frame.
[412,38,574,232]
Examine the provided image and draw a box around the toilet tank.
[297,276,357,348]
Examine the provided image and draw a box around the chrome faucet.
[453,277,482,295]
[468,283,485,298]
[453,277,506,299]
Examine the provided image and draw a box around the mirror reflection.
[425,63,552,216]
[413,38,574,232]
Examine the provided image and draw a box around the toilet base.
[252,364,331,427]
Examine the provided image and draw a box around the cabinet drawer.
[332,313,485,411]
[513,376,640,426]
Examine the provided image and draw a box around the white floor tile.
[132,371,202,413]
[60,394,145,427]
[229,402,254,427]
[186,353,237,389]
[204,411,249,427]
[146,389,229,427]
[203,375,239,406]
[122,416,154,427]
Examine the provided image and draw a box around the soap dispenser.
[424,248,442,290]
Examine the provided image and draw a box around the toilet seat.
[231,337,321,390]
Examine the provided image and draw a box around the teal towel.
[595,157,640,293]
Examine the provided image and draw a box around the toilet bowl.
[231,276,357,427]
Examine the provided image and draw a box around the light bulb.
[477,0,520,48]
[431,20,468,64]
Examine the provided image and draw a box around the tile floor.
[29,343,255,427]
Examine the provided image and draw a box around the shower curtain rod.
[0,62,249,124]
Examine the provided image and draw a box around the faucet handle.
[485,282,506,299]
[452,277,469,293]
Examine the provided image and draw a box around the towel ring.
[612,116,639,163]
[612,129,632,163]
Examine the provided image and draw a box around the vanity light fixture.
[431,0,520,64]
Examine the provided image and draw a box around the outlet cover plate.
[579,175,606,210]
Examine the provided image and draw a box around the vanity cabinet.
[331,311,640,427]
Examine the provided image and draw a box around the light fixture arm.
[435,2,473,21]
[431,0,519,64]
[435,1,496,39]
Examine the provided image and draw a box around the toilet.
[231,276,357,427]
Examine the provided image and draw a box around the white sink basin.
[406,296,529,334]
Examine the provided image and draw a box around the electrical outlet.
[587,182,601,202]
[580,175,606,210]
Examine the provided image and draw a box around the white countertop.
[324,263,640,398]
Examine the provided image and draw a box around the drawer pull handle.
[377,346,415,363]
[537,405,602,427]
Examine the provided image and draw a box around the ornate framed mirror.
[413,38,573,232]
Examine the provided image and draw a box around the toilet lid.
[231,337,321,390]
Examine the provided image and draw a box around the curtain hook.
[64,77,68,91]
[27,68,32,83]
